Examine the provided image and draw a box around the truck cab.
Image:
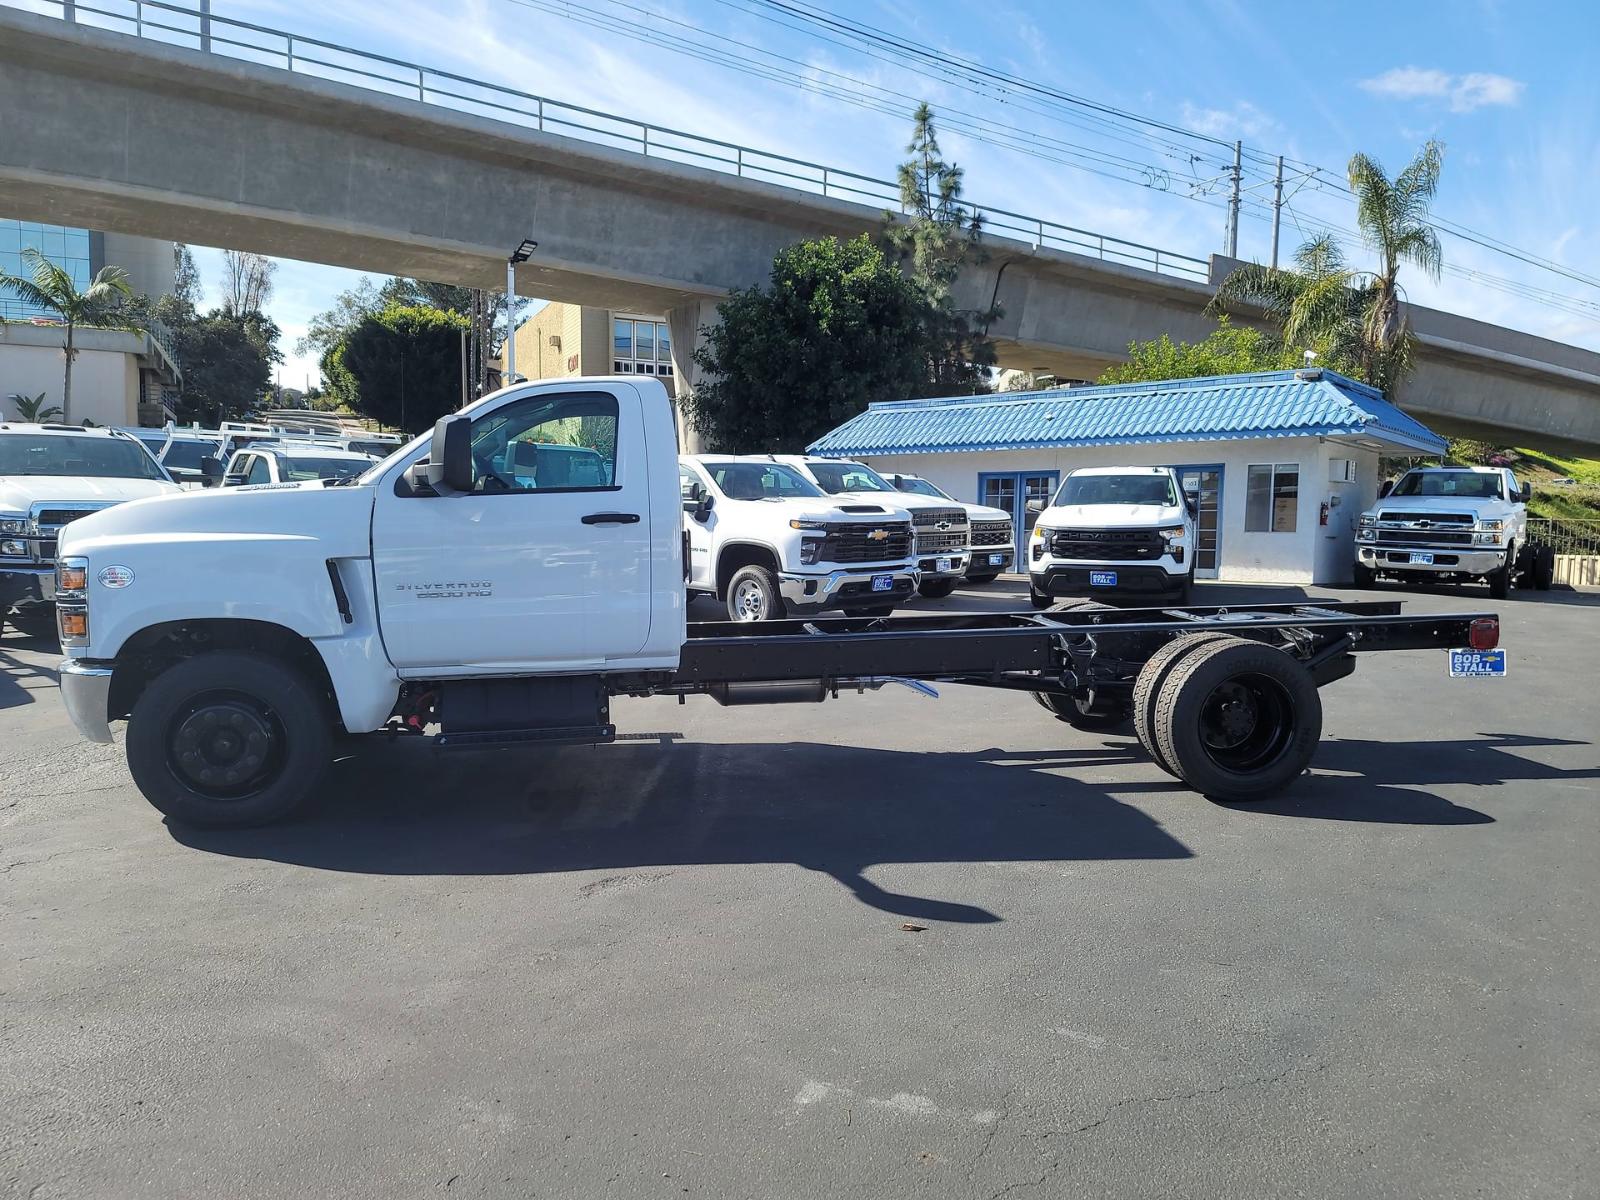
[775,456,972,599]
[1355,465,1548,597]
[679,454,917,621]
[219,442,379,487]
[1027,466,1195,607]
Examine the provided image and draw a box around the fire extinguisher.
[1319,501,1330,526]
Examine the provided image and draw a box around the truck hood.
[1367,495,1506,518]
[59,479,375,560]
[1039,502,1185,529]
[835,488,951,514]
[0,474,181,512]
[959,502,1013,523]
[730,496,909,524]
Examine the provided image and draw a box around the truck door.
[679,464,715,589]
[371,384,654,671]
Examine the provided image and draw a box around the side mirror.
[1520,482,1532,503]
[199,456,223,487]
[693,494,714,522]
[1025,498,1045,515]
[428,414,474,493]
[1378,479,1394,499]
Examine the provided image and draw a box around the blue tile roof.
[807,370,1447,458]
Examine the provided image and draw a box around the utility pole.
[1270,155,1284,269]
[1225,140,1242,260]
[505,240,537,387]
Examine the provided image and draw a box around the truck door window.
[223,455,251,486]
[470,392,619,493]
[246,455,273,485]
[679,466,706,502]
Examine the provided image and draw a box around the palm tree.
[7,392,65,422]
[0,248,134,423]
[1210,140,1444,395]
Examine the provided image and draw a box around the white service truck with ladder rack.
[54,377,1503,828]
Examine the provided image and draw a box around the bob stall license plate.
[870,573,894,593]
[1449,648,1507,678]
[1089,570,1117,587]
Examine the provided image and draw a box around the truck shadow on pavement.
[171,738,1196,923]
[0,645,59,711]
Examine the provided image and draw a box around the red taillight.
[1469,617,1499,651]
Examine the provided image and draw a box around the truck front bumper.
[779,567,918,611]
[967,549,1013,575]
[1,565,55,610]
[59,658,115,744]
[1359,545,1508,575]
[1032,563,1188,599]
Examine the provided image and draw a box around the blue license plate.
[1089,570,1118,587]
[1409,552,1435,566]
[989,553,1005,566]
[870,573,894,593]
[1449,648,1506,678]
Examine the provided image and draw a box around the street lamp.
[506,239,538,385]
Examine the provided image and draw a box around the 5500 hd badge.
[395,580,494,599]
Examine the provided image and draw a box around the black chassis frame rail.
[626,600,1497,699]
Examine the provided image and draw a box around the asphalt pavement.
[3,580,1598,1199]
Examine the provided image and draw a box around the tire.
[917,577,958,600]
[1487,542,1514,600]
[1173,574,1194,605]
[1152,636,1323,802]
[1031,689,1128,732]
[1131,633,1238,777]
[1029,584,1053,610]
[1351,562,1376,589]
[725,565,785,622]
[963,572,1001,585]
[1533,545,1555,591]
[125,651,333,828]
[6,605,58,643]
[844,605,897,617]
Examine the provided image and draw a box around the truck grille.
[818,522,912,563]
[1378,511,1474,526]
[911,507,966,529]
[1376,529,1475,548]
[971,520,1013,547]
[1048,528,1165,561]
[25,503,111,567]
[914,530,966,554]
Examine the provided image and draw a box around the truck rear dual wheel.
[1533,545,1556,591]
[1132,633,1238,776]
[1147,636,1323,802]
[126,651,333,828]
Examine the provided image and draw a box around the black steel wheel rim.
[166,690,287,800]
[1197,672,1295,773]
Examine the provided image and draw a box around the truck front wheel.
[725,565,785,622]
[1487,543,1515,600]
[125,651,333,828]
[917,578,958,599]
[1352,561,1376,589]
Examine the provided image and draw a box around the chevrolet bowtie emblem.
[935,520,951,531]
[867,528,888,541]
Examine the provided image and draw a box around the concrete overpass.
[3,5,1598,445]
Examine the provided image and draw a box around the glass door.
[1177,464,1223,578]
[979,470,1059,559]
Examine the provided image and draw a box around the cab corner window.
[471,392,619,493]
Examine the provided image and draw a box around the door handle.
[581,512,641,525]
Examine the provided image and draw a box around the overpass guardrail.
[14,0,1211,284]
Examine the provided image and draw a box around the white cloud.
[1179,99,1277,138]
[1359,67,1525,113]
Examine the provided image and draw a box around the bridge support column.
[668,298,715,454]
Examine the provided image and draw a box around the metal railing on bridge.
[10,0,1211,283]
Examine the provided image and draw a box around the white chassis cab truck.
[774,456,972,599]
[679,454,918,622]
[1355,465,1553,598]
[1028,466,1196,608]
[55,377,1502,828]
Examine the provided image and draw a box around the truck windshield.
[1056,474,1177,507]
[705,462,823,500]
[894,476,952,499]
[809,462,895,493]
[283,456,369,482]
[1392,470,1503,499]
[0,434,169,481]
[161,440,221,471]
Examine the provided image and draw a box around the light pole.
[506,239,538,385]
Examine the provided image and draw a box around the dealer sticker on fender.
[98,565,135,589]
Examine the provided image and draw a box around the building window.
[0,220,93,322]
[612,315,674,377]
[1245,463,1299,533]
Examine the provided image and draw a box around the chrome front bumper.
[1359,545,1508,574]
[59,658,115,743]
[778,567,918,610]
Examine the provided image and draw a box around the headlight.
[0,515,27,535]
[789,519,827,531]
[1473,532,1502,545]
[1031,525,1048,539]
[799,540,821,565]
[0,539,26,557]
[1357,528,1375,542]
[1359,514,1376,527]
[1158,526,1186,541]
[1477,519,1503,532]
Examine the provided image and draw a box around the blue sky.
[67,0,1596,382]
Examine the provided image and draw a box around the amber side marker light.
[57,564,87,593]
[59,610,88,639]
[1469,617,1499,651]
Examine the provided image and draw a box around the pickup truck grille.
[1376,529,1475,548]
[970,520,1013,547]
[911,508,966,529]
[22,503,112,567]
[818,522,912,563]
[1378,511,1474,526]
[1048,528,1164,561]
[913,530,966,554]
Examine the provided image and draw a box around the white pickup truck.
[54,376,1502,828]
[774,456,972,599]
[679,454,918,621]
[884,473,1017,583]
[1028,466,1196,607]
[1,423,181,640]
[1355,465,1553,597]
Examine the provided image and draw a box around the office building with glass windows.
[1,219,179,426]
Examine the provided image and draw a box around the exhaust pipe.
[707,677,939,707]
